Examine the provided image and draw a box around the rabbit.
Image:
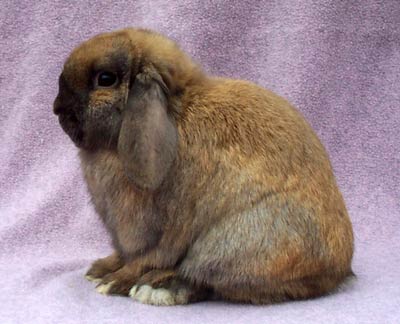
[53,28,354,306]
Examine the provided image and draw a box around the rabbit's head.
[54,30,134,149]
[53,28,203,190]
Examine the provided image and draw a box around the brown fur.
[53,28,354,305]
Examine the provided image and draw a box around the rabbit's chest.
[79,150,160,256]
[80,151,128,214]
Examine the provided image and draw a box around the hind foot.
[129,269,210,306]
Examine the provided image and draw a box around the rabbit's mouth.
[58,112,85,147]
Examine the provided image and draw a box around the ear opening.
[118,70,178,191]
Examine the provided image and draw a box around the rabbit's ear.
[118,70,178,191]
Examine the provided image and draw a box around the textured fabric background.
[1,1,399,323]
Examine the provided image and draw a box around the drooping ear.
[117,70,178,191]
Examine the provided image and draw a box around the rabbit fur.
[53,28,354,305]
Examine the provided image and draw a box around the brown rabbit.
[53,28,354,306]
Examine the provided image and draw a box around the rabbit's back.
[180,78,335,186]
[175,78,354,301]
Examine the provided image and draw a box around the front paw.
[85,252,124,283]
[95,268,137,296]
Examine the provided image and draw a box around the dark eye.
[96,71,118,88]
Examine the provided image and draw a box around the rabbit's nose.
[53,95,76,115]
[53,96,65,115]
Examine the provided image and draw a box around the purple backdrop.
[1,1,399,323]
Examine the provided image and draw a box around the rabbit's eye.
[96,71,118,88]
